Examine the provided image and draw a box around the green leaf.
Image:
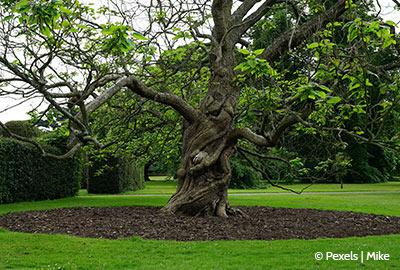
[347,24,358,42]
[239,48,250,55]
[317,84,332,92]
[327,96,342,104]
[369,21,380,32]
[61,20,70,28]
[253,48,264,56]
[308,91,317,100]
[234,63,248,71]
[4,15,13,21]
[386,20,397,27]
[59,6,72,15]
[101,28,113,35]
[132,32,148,40]
[349,83,360,91]
[382,38,396,49]
[316,91,327,99]
[40,26,51,37]
[353,106,366,114]
[307,42,319,49]
[15,0,30,10]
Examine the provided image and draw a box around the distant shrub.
[88,153,144,194]
[0,120,40,138]
[345,141,389,183]
[0,138,80,204]
[230,157,263,189]
[39,130,70,149]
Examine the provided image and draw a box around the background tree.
[244,0,400,183]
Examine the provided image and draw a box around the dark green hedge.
[0,120,40,138]
[88,154,144,194]
[0,138,80,204]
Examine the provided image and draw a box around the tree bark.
[162,39,241,216]
[162,118,237,217]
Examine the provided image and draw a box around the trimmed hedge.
[0,138,80,204]
[88,154,144,194]
[0,120,40,138]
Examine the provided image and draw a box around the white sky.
[0,0,399,122]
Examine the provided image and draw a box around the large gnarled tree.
[0,0,399,216]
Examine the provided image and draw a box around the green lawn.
[116,178,400,195]
[2,230,400,270]
[2,182,400,269]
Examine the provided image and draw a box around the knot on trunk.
[193,151,208,165]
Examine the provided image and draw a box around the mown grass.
[2,182,400,269]
[118,179,400,195]
[3,192,400,216]
[1,230,400,270]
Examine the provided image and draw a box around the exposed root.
[226,207,249,218]
[161,201,248,218]
[160,206,174,215]
[216,200,228,218]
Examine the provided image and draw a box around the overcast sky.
[0,0,399,122]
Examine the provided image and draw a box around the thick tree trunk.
[162,41,242,216]
[162,119,237,217]
[160,1,247,216]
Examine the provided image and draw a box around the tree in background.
[243,0,400,183]
[0,0,399,216]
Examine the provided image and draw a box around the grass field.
[2,181,400,269]
[78,178,400,196]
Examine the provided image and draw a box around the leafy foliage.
[230,156,263,189]
[88,42,210,178]
[239,3,400,183]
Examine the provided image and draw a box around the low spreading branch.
[230,106,311,147]
[126,76,199,123]
[237,148,313,194]
[229,127,269,146]
[237,146,290,165]
[0,121,82,159]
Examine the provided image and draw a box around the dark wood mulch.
[1,206,400,241]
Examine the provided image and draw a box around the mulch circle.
[1,206,400,241]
